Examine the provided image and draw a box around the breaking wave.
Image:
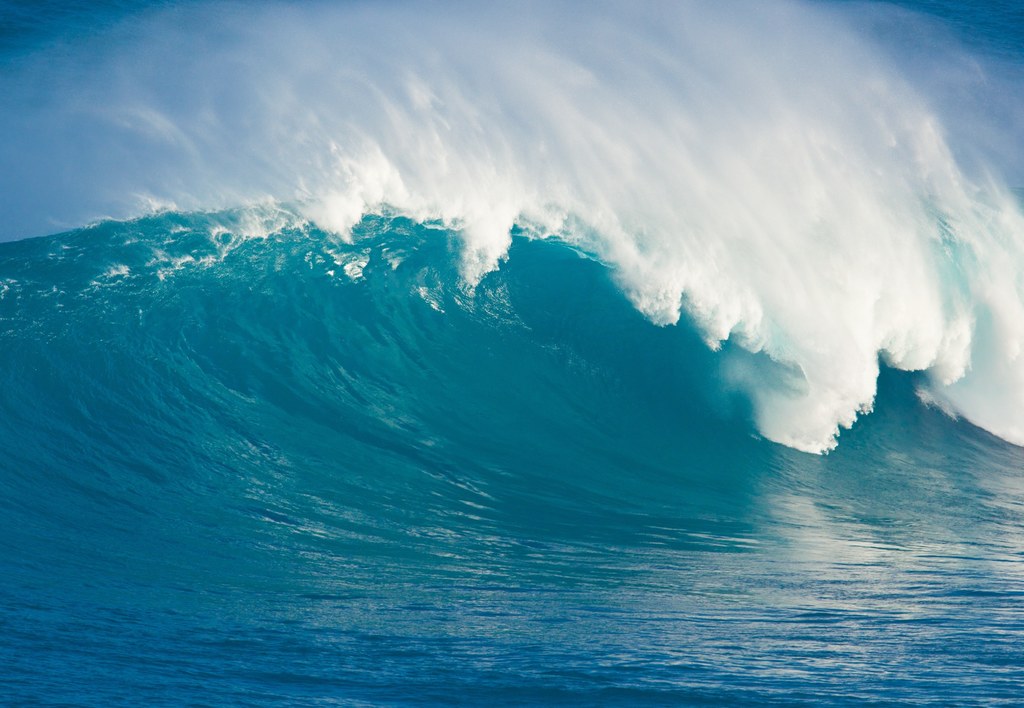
[2,1,1023,451]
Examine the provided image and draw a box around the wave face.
[2,0,1024,704]
[2,211,1024,704]
[2,0,1024,451]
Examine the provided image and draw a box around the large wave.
[6,210,1024,704]
[2,0,1023,452]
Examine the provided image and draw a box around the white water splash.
[2,0,1023,452]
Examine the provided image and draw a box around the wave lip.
[2,1,1024,452]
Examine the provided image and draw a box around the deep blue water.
[3,2,1024,705]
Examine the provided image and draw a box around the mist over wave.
[2,0,1024,452]
[5,4,1024,701]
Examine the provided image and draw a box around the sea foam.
[2,0,1022,452]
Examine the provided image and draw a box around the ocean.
[1,1,1023,705]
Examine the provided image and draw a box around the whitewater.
[2,0,1024,705]
[3,0,1024,452]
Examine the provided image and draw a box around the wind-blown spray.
[1,0,1022,452]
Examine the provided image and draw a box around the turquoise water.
[2,2,1024,705]
[3,213,1023,704]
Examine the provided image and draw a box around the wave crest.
[2,0,1023,451]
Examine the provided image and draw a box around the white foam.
[2,0,1023,452]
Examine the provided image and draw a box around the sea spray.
[5,1,1023,452]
